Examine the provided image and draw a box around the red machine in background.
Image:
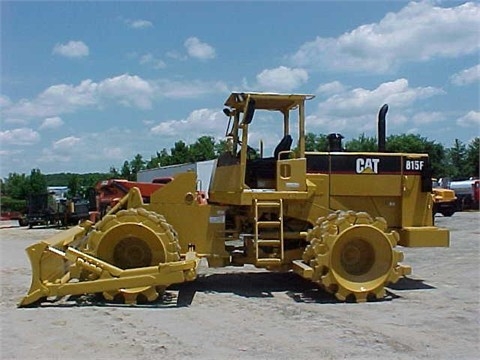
[93,176,207,221]
[94,178,173,219]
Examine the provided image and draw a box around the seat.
[273,135,293,159]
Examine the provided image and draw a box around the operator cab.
[209,92,315,205]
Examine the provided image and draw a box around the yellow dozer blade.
[20,240,196,307]
[20,191,197,307]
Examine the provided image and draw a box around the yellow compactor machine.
[20,92,449,306]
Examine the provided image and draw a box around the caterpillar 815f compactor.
[20,92,449,306]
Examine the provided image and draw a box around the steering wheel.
[246,145,257,159]
[236,143,257,159]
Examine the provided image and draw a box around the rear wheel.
[85,208,180,303]
[302,210,410,302]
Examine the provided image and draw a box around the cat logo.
[356,158,380,174]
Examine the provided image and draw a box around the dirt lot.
[0,212,479,360]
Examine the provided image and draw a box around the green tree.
[67,174,80,197]
[170,141,191,165]
[120,161,132,180]
[3,173,28,199]
[465,137,479,178]
[345,134,377,152]
[0,196,26,212]
[130,154,146,179]
[214,139,229,156]
[305,132,317,151]
[79,173,106,189]
[1,175,27,212]
[190,136,216,161]
[27,169,47,195]
[109,166,120,178]
[386,134,446,177]
[446,139,468,180]
[304,133,328,151]
[157,149,171,166]
[146,151,161,169]
[146,148,172,168]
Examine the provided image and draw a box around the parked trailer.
[449,179,479,210]
[137,160,215,197]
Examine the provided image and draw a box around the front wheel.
[85,208,181,303]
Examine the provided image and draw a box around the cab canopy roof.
[224,92,315,113]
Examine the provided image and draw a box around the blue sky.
[1,0,479,177]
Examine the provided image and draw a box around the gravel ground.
[0,211,479,360]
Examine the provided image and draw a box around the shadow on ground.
[173,271,339,306]
[387,277,435,291]
[22,272,433,309]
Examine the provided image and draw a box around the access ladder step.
[256,201,282,207]
[256,220,282,227]
[256,258,282,266]
[257,239,281,246]
[254,199,284,263]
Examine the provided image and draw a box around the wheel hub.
[340,239,374,276]
[113,236,152,269]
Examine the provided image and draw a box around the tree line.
[1,134,478,212]
[111,136,226,181]
[114,133,478,182]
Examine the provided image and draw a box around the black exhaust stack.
[378,104,388,152]
[327,133,344,152]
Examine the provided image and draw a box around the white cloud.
[40,116,64,130]
[411,111,446,125]
[39,131,134,167]
[0,149,22,157]
[2,117,27,126]
[125,19,153,29]
[304,78,445,136]
[406,127,421,135]
[151,109,225,139]
[102,147,124,160]
[39,148,71,164]
[0,95,11,107]
[166,50,187,61]
[317,78,444,115]
[457,111,480,127]
[2,74,158,118]
[256,66,309,92]
[0,128,40,146]
[52,40,89,58]
[450,64,480,86]
[2,75,230,121]
[97,74,155,109]
[139,53,167,69]
[184,37,216,60]
[155,79,228,98]
[151,120,186,137]
[316,81,347,95]
[52,136,81,151]
[390,114,409,126]
[290,1,480,73]
[3,80,97,118]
